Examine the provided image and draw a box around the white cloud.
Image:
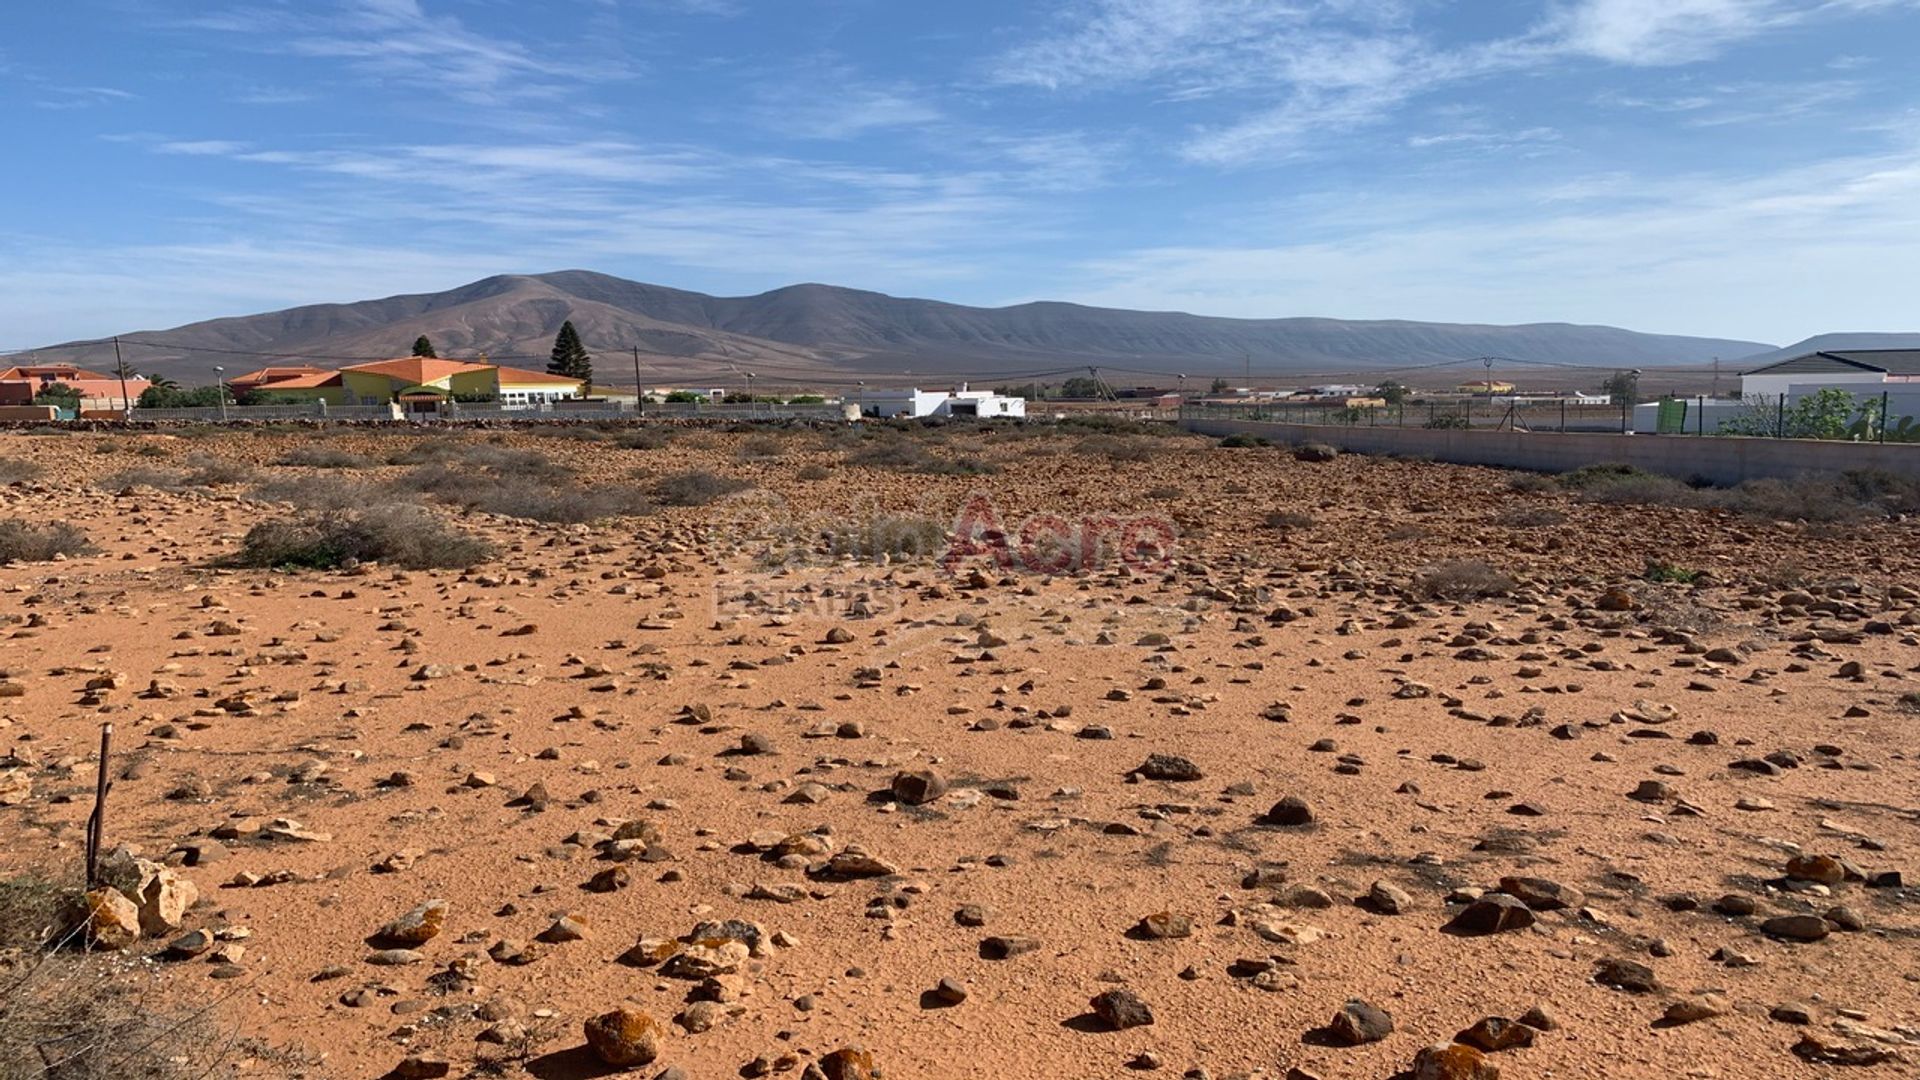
[183,0,616,103]
[1548,0,1917,65]
[989,0,1917,163]
[1057,143,1920,342]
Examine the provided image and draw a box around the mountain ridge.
[26,269,1777,386]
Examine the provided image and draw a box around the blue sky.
[4,0,1919,347]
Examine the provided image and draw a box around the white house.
[857,385,1026,419]
[1741,349,1920,400]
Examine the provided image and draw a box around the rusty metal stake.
[85,723,112,887]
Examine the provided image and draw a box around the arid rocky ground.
[0,421,1915,1080]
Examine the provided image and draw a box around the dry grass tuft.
[236,505,494,570]
[1415,559,1516,600]
[0,521,93,563]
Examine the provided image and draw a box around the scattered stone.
[1328,999,1395,1045]
[1090,989,1155,1030]
[1448,894,1535,935]
[1135,754,1204,782]
[1261,796,1314,827]
[890,769,948,806]
[1411,1042,1500,1080]
[584,1006,663,1067]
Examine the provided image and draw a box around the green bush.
[1644,561,1701,584]
[1218,432,1269,448]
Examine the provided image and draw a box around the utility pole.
[112,336,131,419]
[632,347,643,416]
[1711,357,1720,397]
[1243,351,1251,394]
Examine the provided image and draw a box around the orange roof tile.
[228,365,332,387]
[343,357,494,383]
[253,371,342,389]
[493,365,582,387]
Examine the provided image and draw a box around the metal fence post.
[1776,397,1785,438]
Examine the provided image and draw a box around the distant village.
[2,334,1915,439]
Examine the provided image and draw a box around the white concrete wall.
[1185,415,1920,486]
[1741,371,1885,400]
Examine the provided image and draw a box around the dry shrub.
[1293,442,1338,462]
[103,455,254,491]
[250,476,379,512]
[276,445,373,469]
[0,521,93,562]
[0,875,239,1080]
[1218,432,1268,448]
[1415,559,1515,600]
[653,470,753,507]
[1506,473,1556,494]
[738,435,787,460]
[841,515,949,560]
[463,482,653,523]
[0,458,43,484]
[795,464,832,481]
[236,505,494,570]
[1492,506,1568,528]
[1076,435,1155,462]
[1264,510,1316,530]
[613,429,675,451]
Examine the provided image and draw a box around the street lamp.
[213,366,227,421]
[745,371,756,416]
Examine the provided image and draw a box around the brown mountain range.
[27,269,1774,388]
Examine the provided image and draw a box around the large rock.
[63,887,142,950]
[376,899,448,946]
[890,769,947,806]
[1784,855,1845,886]
[1261,796,1314,827]
[1090,988,1154,1030]
[818,1048,877,1080]
[1329,999,1395,1045]
[1447,894,1534,935]
[583,1006,663,1067]
[1498,875,1584,911]
[1761,914,1830,943]
[1135,754,1204,782]
[99,849,198,935]
[0,769,30,806]
[1411,1042,1501,1080]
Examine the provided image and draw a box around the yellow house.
[494,365,585,406]
[227,358,583,410]
[1457,379,1516,395]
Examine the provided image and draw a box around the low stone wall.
[1181,417,1920,486]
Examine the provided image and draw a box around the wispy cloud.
[182,0,620,103]
[1548,0,1917,65]
[1060,141,1920,341]
[990,0,1917,163]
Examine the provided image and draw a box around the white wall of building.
[858,388,1025,419]
[1740,370,1886,400]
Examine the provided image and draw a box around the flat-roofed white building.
[857,385,1026,419]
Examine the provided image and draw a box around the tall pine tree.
[411,335,437,358]
[547,320,592,392]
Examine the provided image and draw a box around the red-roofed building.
[0,364,150,411]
